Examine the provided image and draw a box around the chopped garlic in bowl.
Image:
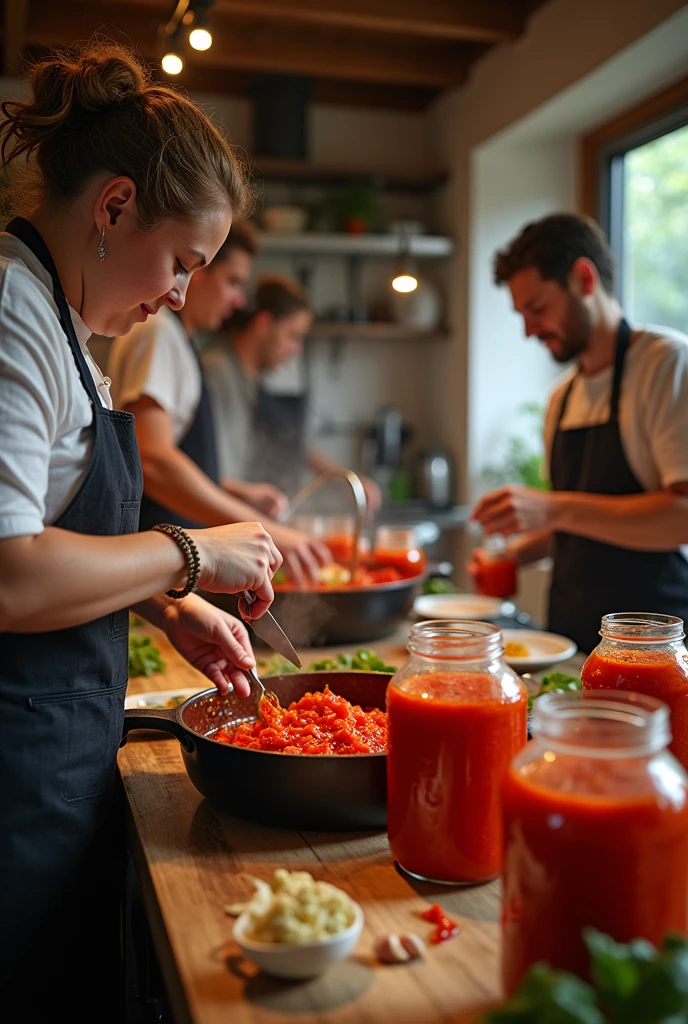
[242,869,357,944]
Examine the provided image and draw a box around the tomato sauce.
[387,673,527,883]
[473,549,517,599]
[371,546,426,576]
[324,534,357,565]
[215,687,387,755]
[582,648,688,769]
[501,757,688,993]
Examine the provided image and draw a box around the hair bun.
[30,43,147,123]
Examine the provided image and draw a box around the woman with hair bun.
[0,42,282,1017]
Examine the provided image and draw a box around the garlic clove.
[374,933,412,964]
[400,933,426,959]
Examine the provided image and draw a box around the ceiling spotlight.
[189,26,212,50]
[162,50,184,75]
[392,243,418,293]
[392,273,418,294]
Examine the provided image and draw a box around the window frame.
[581,75,688,303]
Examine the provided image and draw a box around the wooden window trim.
[581,74,688,219]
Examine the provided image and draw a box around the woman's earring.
[98,226,106,261]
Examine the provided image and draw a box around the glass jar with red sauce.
[581,613,688,770]
[473,534,517,599]
[386,620,527,885]
[502,690,688,995]
[372,526,426,577]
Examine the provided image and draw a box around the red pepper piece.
[420,903,460,944]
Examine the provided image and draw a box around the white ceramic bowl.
[233,902,364,979]
[412,593,507,621]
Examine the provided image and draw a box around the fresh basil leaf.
[585,929,653,1013]
[481,963,603,1023]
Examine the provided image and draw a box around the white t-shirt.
[108,306,201,443]
[0,233,111,539]
[201,343,257,480]
[543,326,688,492]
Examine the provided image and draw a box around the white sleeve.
[109,314,199,439]
[642,340,688,488]
[541,385,565,485]
[0,267,67,537]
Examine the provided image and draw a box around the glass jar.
[373,526,426,576]
[386,620,527,885]
[473,533,517,598]
[501,690,688,995]
[318,514,369,566]
[581,613,688,770]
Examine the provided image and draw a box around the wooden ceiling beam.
[27,1,470,88]
[212,0,524,44]
[4,0,30,75]
[105,0,525,43]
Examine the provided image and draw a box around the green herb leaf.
[308,648,396,673]
[128,634,165,678]
[423,577,460,595]
[481,963,603,1023]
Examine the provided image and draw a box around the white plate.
[124,686,206,711]
[502,629,577,673]
[412,593,507,621]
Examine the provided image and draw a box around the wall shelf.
[257,232,455,258]
[310,322,449,342]
[251,157,448,196]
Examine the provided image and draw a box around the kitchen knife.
[242,591,302,669]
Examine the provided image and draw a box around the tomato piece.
[421,903,461,943]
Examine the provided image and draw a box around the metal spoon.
[243,665,280,720]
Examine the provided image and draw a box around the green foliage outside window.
[624,123,688,333]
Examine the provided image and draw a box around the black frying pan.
[122,672,391,831]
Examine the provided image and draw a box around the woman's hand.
[189,521,281,619]
[162,593,254,697]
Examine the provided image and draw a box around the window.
[622,125,688,332]
[581,76,688,333]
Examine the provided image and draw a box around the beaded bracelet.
[151,523,201,599]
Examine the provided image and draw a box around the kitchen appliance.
[414,448,453,508]
[122,672,391,831]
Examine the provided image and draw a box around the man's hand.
[268,523,332,588]
[471,485,556,536]
[223,477,289,520]
[162,593,254,698]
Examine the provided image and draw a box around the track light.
[162,51,184,75]
[189,1,214,51]
[189,27,212,50]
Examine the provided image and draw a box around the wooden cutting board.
[122,621,504,1023]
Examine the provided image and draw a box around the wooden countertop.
[121,617,584,1024]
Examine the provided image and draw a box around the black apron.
[0,218,142,1019]
[138,327,219,531]
[548,318,688,654]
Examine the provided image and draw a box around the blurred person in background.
[203,273,382,515]
[471,213,688,653]
[109,225,330,586]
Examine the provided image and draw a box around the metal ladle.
[279,468,368,579]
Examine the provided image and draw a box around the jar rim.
[408,619,503,659]
[599,611,684,643]
[531,689,671,757]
